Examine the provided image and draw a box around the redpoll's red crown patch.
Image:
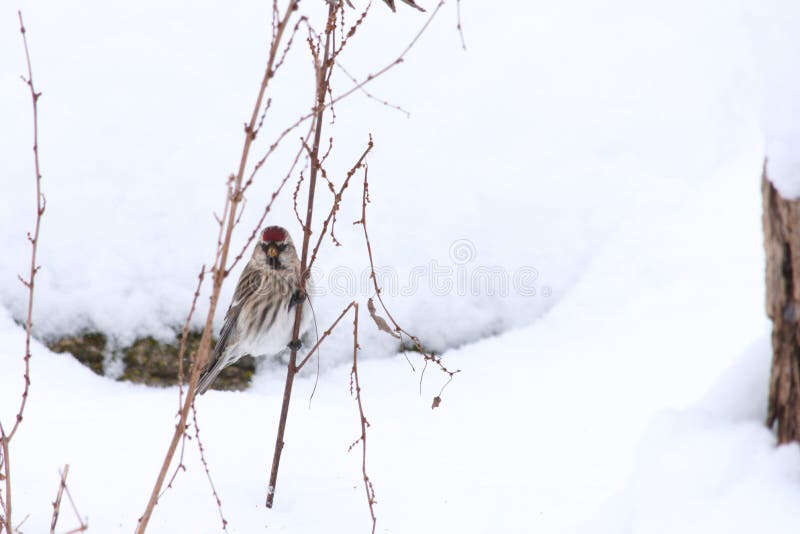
[262,227,287,243]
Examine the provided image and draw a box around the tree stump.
[764,162,800,443]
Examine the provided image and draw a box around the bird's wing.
[197,266,262,394]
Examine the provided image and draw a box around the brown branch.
[306,138,373,273]
[191,403,228,532]
[348,303,377,533]
[266,1,338,509]
[355,164,459,406]
[227,124,313,275]
[135,2,302,531]
[296,300,356,372]
[8,10,45,443]
[455,0,466,50]
[49,464,69,534]
[60,467,87,533]
[1,423,10,534]
[246,0,444,194]
[335,62,410,117]
[2,14,44,534]
[158,266,206,499]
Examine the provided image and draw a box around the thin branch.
[246,0,445,193]
[1,423,10,534]
[191,403,228,532]
[60,468,88,533]
[348,303,377,534]
[49,464,69,534]
[227,124,314,275]
[296,300,356,372]
[355,164,459,405]
[9,9,45,443]
[267,1,338,509]
[335,61,410,118]
[455,0,466,50]
[305,138,373,273]
[136,2,302,531]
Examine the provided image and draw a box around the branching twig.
[295,301,356,372]
[335,62,410,117]
[191,403,228,532]
[355,165,459,407]
[2,14,45,534]
[0,423,10,534]
[49,464,68,534]
[266,2,339,509]
[136,2,303,531]
[347,303,377,534]
[455,0,466,50]
[9,10,45,443]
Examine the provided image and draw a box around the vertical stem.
[266,3,336,508]
[1,425,10,534]
[135,3,299,531]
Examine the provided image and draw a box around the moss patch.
[119,332,255,391]
[47,330,255,391]
[48,332,107,375]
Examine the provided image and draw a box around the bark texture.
[764,165,800,443]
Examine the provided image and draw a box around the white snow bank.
[749,1,800,199]
[0,0,760,366]
[582,337,800,534]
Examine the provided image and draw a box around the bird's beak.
[266,244,279,258]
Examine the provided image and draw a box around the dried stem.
[455,0,466,50]
[348,303,377,533]
[295,301,356,372]
[1,424,10,534]
[355,165,459,406]
[9,10,44,442]
[135,2,301,531]
[2,14,45,534]
[60,468,87,533]
[191,403,228,532]
[266,1,338,509]
[49,464,69,534]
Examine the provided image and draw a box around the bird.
[197,225,312,394]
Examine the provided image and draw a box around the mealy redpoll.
[197,226,311,394]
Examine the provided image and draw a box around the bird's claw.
[288,339,302,351]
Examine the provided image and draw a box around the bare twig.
[266,2,339,509]
[9,10,45,443]
[455,0,466,50]
[246,0,445,194]
[1,423,10,534]
[2,14,45,534]
[49,464,69,534]
[60,468,88,533]
[191,403,228,532]
[296,301,356,372]
[136,2,302,531]
[336,62,410,117]
[347,303,377,533]
[355,165,459,406]
[305,138,373,272]
[227,125,314,275]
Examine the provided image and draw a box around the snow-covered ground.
[1,0,797,532]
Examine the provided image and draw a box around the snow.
[1,0,797,532]
[749,1,800,199]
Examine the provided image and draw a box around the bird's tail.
[196,344,226,395]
